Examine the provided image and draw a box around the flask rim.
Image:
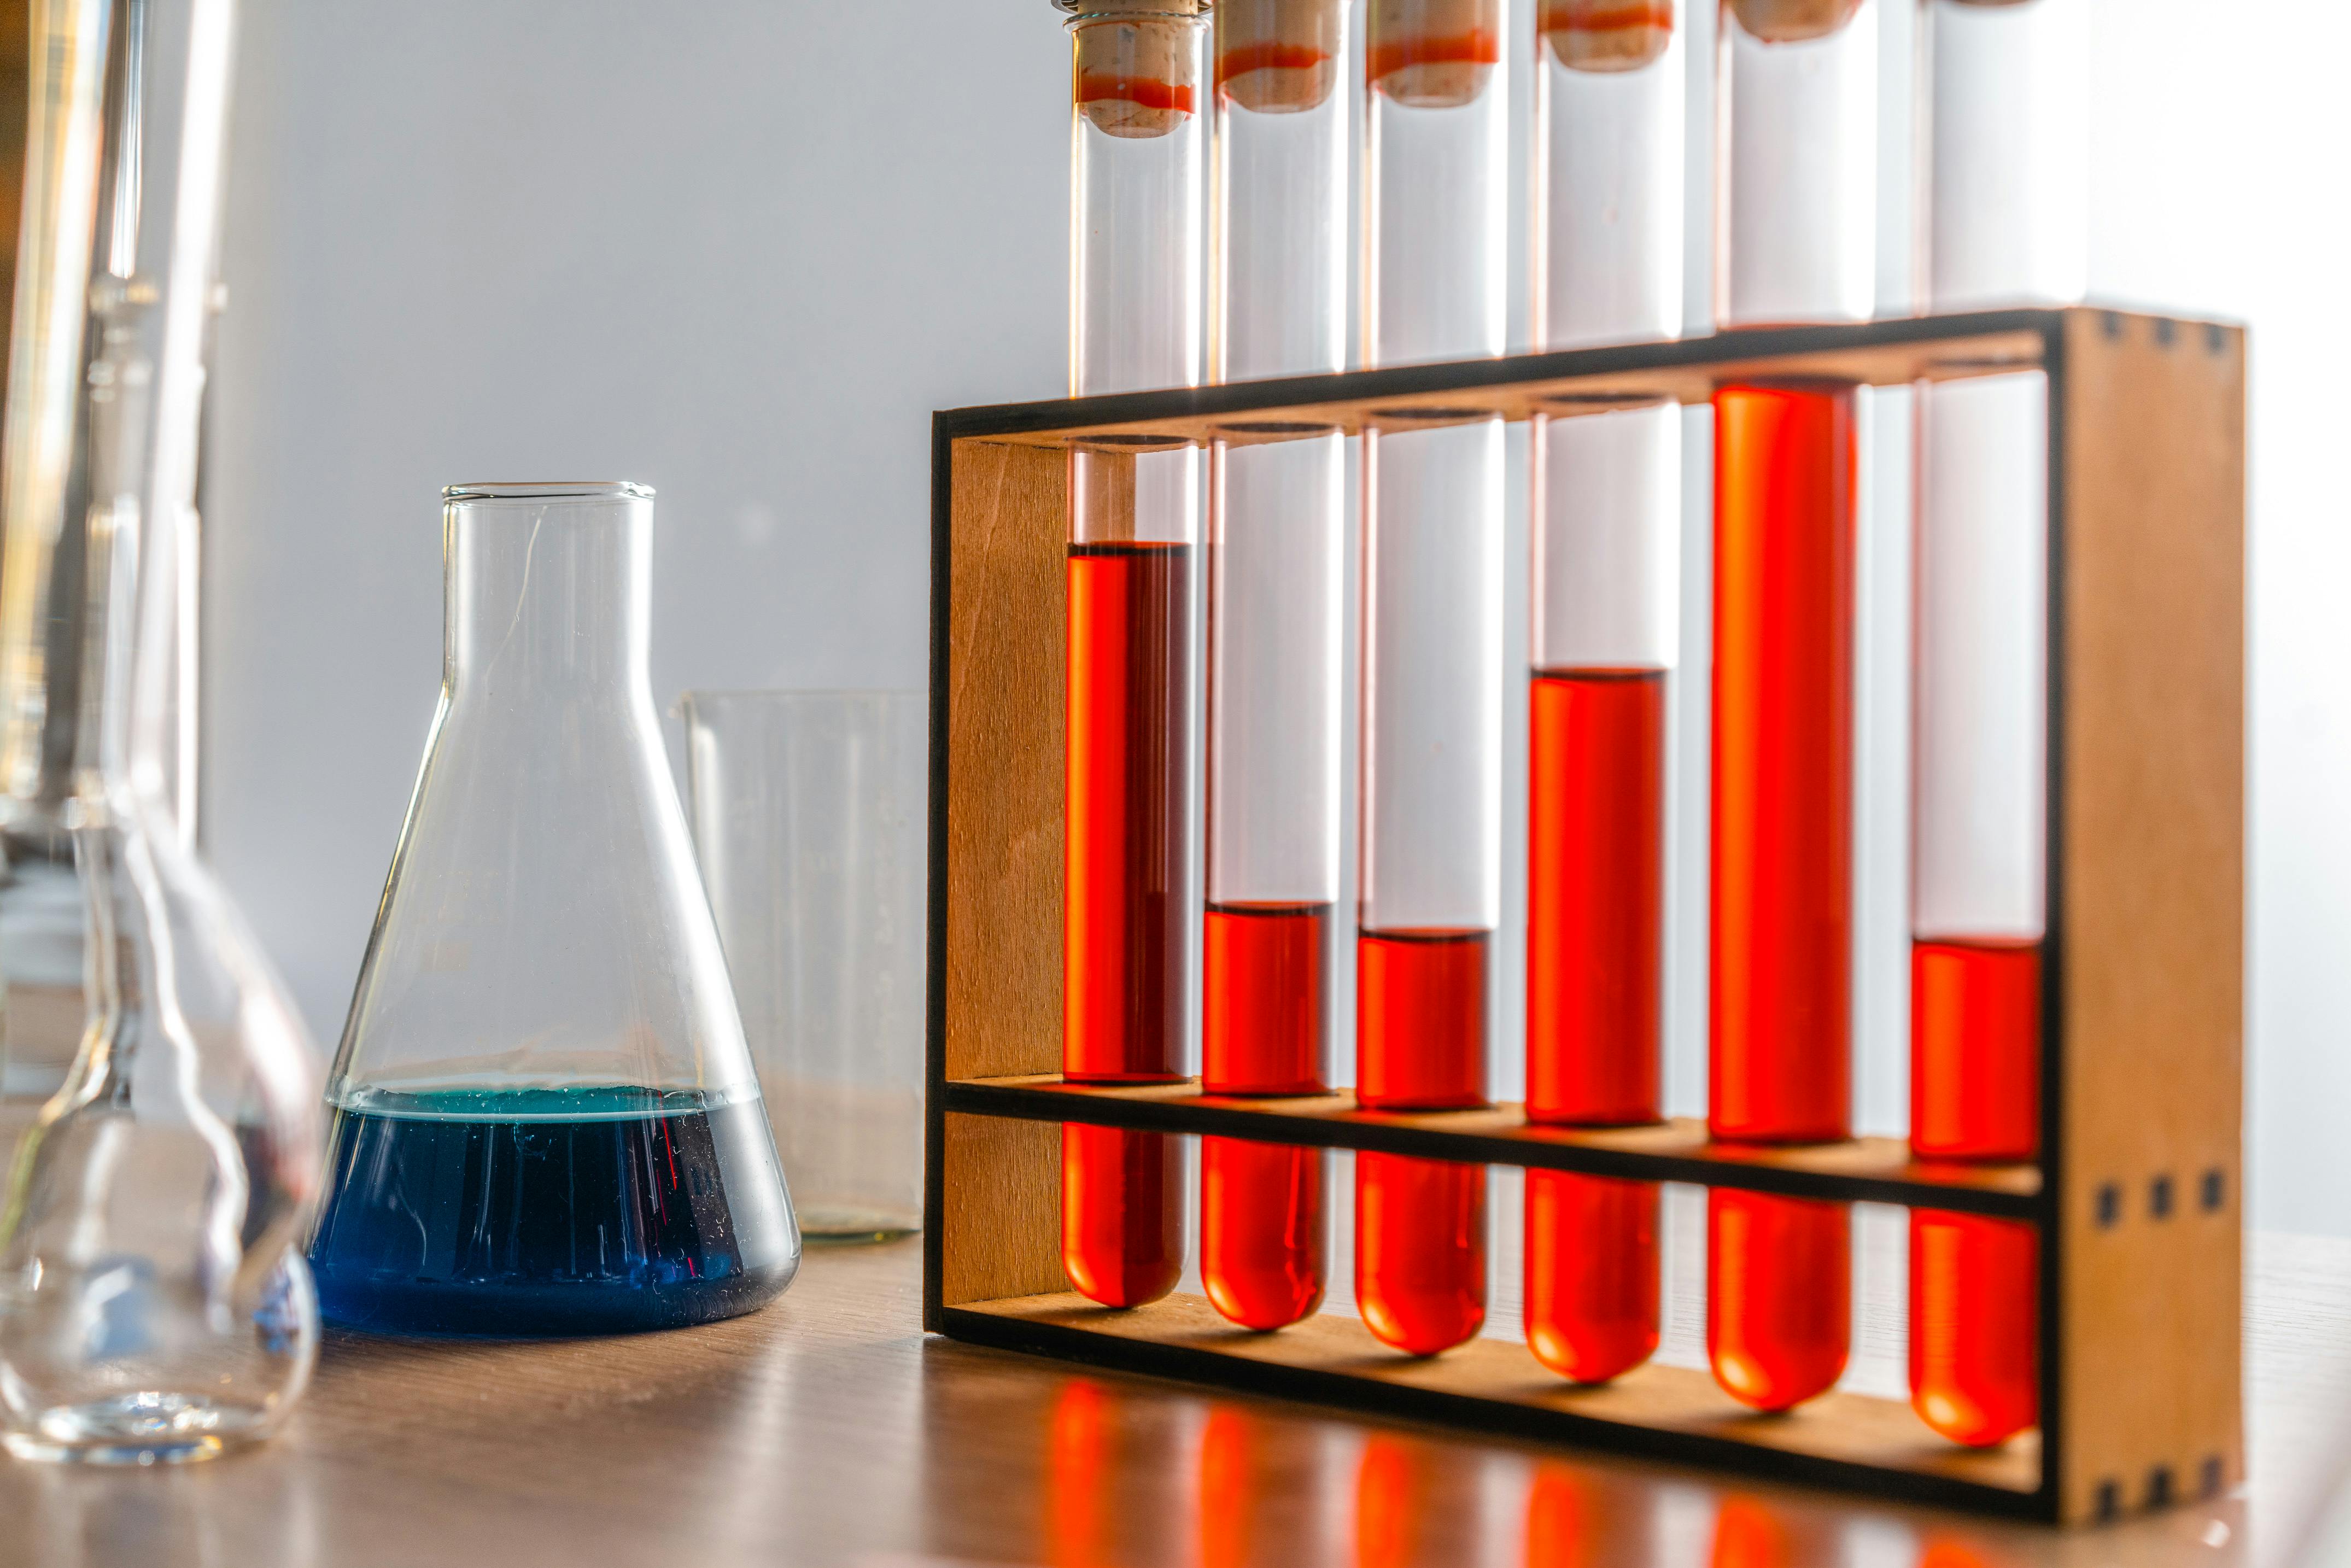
[443,481,654,504]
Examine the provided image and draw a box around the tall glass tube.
[1706,0,1876,1412]
[1200,0,1347,1331]
[1059,0,1208,1309]
[0,0,136,1104]
[1521,0,1682,1386]
[0,0,324,1462]
[1355,0,1508,1358]
[1908,0,2084,1447]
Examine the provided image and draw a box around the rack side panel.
[939,438,1068,1309]
[2054,312,2245,1523]
[944,437,1066,1081]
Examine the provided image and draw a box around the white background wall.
[202,1,2351,1233]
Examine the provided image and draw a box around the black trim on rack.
[934,308,2072,443]
[940,1308,2056,1523]
[943,1079,2039,1219]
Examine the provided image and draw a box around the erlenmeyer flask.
[310,482,799,1336]
[0,0,326,1464]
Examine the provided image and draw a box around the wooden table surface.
[1,1226,2344,1568]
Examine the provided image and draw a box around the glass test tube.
[1706,0,1878,1411]
[1521,0,1684,1386]
[1355,0,1510,1358]
[1199,0,1350,1332]
[1908,0,2085,1447]
[1060,1,1208,1308]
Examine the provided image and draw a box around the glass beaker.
[679,691,925,1243]
[309,483,799,1335]
[1,0,326,1464]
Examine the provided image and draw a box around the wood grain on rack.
[944,1074,2040,1216]
[2051,308,2247,1522]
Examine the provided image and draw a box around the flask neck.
[445,490,653,703]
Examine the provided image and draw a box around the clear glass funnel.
[309,482,799,1336]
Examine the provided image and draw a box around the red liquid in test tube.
[1356,1154,1488,1358]
[1355,928,1489,1358]
[1199,1133,1327,1330]
[1911,939,2038,1161]
[1706,382,1856,1409]
[1351,0,1506,1357]
[1909,1208,2038,1447]
[1524,1171,1659,1384]
[1523,0,1682,1385]
[1064,537,1192,1306]
[1709,384,1855,1143]
[1357,929,1488,1110]
[1907,0,2085,1437]
[1198,0,1350,1332]
[1201,902,1330,1329]
[1203,902,1330,1096]
[1706,1187,1850,1412]
[1060,5,1207,1312]
[1526,670,1664,1125]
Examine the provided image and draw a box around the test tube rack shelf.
[925,306,2243,1526]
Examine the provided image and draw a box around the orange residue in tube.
[1540,3,1674,71]
[1217,41,1332,84]
[1077,71,1196,116]
[1367,28,1500,83]
[1543,1,1674,32]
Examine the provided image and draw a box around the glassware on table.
[0,0,325,1465]
[308,483,799,1335]
[1,0,144,1108]
[679,690,925,1243]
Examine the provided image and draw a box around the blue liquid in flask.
[308,1084,798,1336]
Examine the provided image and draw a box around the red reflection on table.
[1046,1379,1119,1568]
[1355,1434,1432,1568]
[1709,1496,1797,1568]
[1198,1405,1261,1568]
[1524,1171,1658,1384]
[1524,1460,1650,1568]
[1707,1188,1849,1411]
[1909,1209,2038,1447]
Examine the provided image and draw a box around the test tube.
[1058,0,1209,1308]
[1355,0,1509,1357]
[1706,0,1878,1410]
[1199,0,1349,1331]
[1908,0,2085,1446]
[1521,0,1683,1385]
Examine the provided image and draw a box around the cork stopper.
[1217,0,1344,113]
[1073,14,1207,138]
[1539,1,1673,72]
[1366,0,1504,108]
[1726,0,1864,44]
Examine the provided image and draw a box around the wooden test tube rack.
[923,307,2243,1525]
